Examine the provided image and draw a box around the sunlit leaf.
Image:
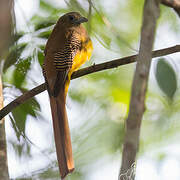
[155,58,177,100]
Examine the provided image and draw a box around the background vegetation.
[1,0,180,179]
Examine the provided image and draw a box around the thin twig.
[119,0,161,179]
[0,45,180,121]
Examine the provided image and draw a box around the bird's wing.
[52,36,81,96]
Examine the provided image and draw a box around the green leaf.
[11,97,40,139]
[11,105,27,137]
[40,0,58,12]
[100,32,111,48]
[38,51,44,66]
[35,20,55,31]
[13,58,31,88]
[31,14,56,31]
[155,58,177,99]
[66,0,86,15]
[3,43,27,72]
[9,115,22,141]
[9,32,25,47]
[39,167,60,179]
[8,119,31,157]
[38,30,51,39]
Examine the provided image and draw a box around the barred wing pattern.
[52,36,81,96]
[54,37,81,71]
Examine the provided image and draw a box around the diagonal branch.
[161,0,180,17]
[0,45,180,121]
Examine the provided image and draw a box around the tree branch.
[119,0,160,179]
[0,45,180,121]
[161,0,180,17]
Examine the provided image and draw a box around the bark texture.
[119,0,161,179]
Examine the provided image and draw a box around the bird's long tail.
[49,88,74,179]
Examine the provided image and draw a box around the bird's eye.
[69,15,75,21]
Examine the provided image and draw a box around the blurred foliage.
[155,58,177,100]
[2,0,180,179]
[3,43,27,72]
[11,98,40,139]
[13,58,31,88]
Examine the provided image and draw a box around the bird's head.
[57,12,88,28]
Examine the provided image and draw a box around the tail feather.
[49,88,74,179]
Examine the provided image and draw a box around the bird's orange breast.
[65,38,93,94]
[71,38,93,72]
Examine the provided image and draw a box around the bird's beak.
[76,16,88,24]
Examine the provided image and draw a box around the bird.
[42,12,93,179]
